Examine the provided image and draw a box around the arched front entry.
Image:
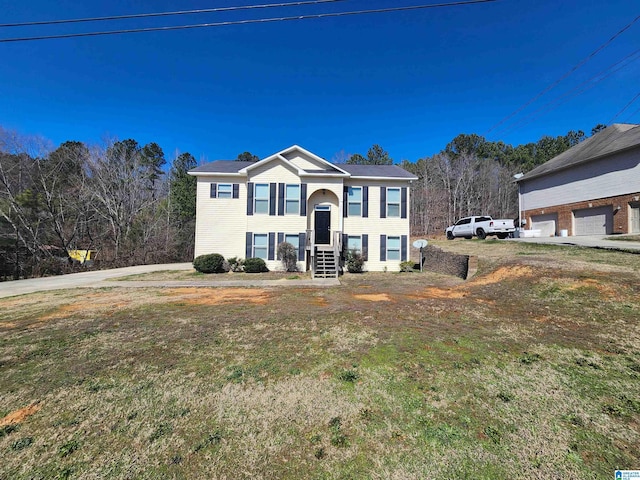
[307,188,341,246]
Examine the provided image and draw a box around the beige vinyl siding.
[343,180,411,272]
[192,150,415,272]
[283,151,327,171]
[247,163,306,271]
[194,177,246,259]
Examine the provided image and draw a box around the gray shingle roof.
[518,123,640,182]
[338,164,417,179]
[189,161,255,173]
[189,159,417,179]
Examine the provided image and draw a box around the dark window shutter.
[401,235,408,261]
[342,233,348,257]
[362,234,369,261]
[343,186,348,218]
[401,187,407,219]
[277,232,284,259]
[268,232,275,260]
[380,187,386,218]
[247,183,254,215]
[246,232,253,258]
[232,184,239,199]
[269,183,277,216]
[300,184,307,217]
[278,183,285,216]
[298,232,306,261]
[363,186,369,218]
[210,183,217,198]
[380,235,387,261]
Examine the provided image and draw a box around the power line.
[0,0,348,28]
[0,0,499,43]
[608,92,640,124]
[623,104,640,123]
[484,13,640,138]
[494,48,640,137]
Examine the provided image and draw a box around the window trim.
[285,184,300,215]
[386,187,401,218]
[254,183,269,215]
[285,233,300,250]
[347,235,362,254]
[253,233,268,259]
[386,235,401,261]
[217,183,233,199]
[347,186,362,217]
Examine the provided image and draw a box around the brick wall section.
[523,192,640,235]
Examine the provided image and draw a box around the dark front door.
[315,210,331,244]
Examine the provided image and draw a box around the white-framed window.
[285,234,299,251]
[285,184,300,214]
[254,183,269,214]
[387,236,400,261]
[387,188,400,217]
[218,183,232,199]
[348,187,362,216]
[253,233,268,259]
[347,235,362,254]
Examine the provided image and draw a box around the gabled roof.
[189,161,254,174]
[339,164,418,180]
[242,145,349,176]
[188,145,417,180]
[517,123,640,182]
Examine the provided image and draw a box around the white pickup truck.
[446,216,516,240]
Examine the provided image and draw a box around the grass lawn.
[1,240,639,479]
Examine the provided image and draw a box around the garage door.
[573,206,612,235]
[530,213,558,237]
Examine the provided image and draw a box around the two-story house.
[189,145,417,276]
[515,124,640,236]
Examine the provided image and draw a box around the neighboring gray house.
[515,123,640,236]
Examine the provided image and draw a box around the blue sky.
[1,0,638,164]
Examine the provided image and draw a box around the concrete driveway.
[508,234,640,251]
[0,263,341,299]
[0,263,194,299]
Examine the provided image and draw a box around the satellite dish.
[412,239,428,248]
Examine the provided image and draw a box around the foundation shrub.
[193,253,227,274]
[244,257,268,273]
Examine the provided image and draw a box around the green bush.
[193,253,227,274]
[244,257,268,273]
[346,249,365,273]
[399,261,415,272]
[277,242,298,272]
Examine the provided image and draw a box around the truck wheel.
[497,233,508,239]
[446,231,454,240]
[476,228,486,240]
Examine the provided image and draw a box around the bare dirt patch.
[0,402,41,427]
[352,293,392,302]
[418,288,467,299]
[563,278,620,299]
[163,287,270,305]
[469,265,534,286]
[411,265,533,300]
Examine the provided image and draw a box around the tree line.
[0,128,199,279]
[342,125,604,235]
[1,124,606,279]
